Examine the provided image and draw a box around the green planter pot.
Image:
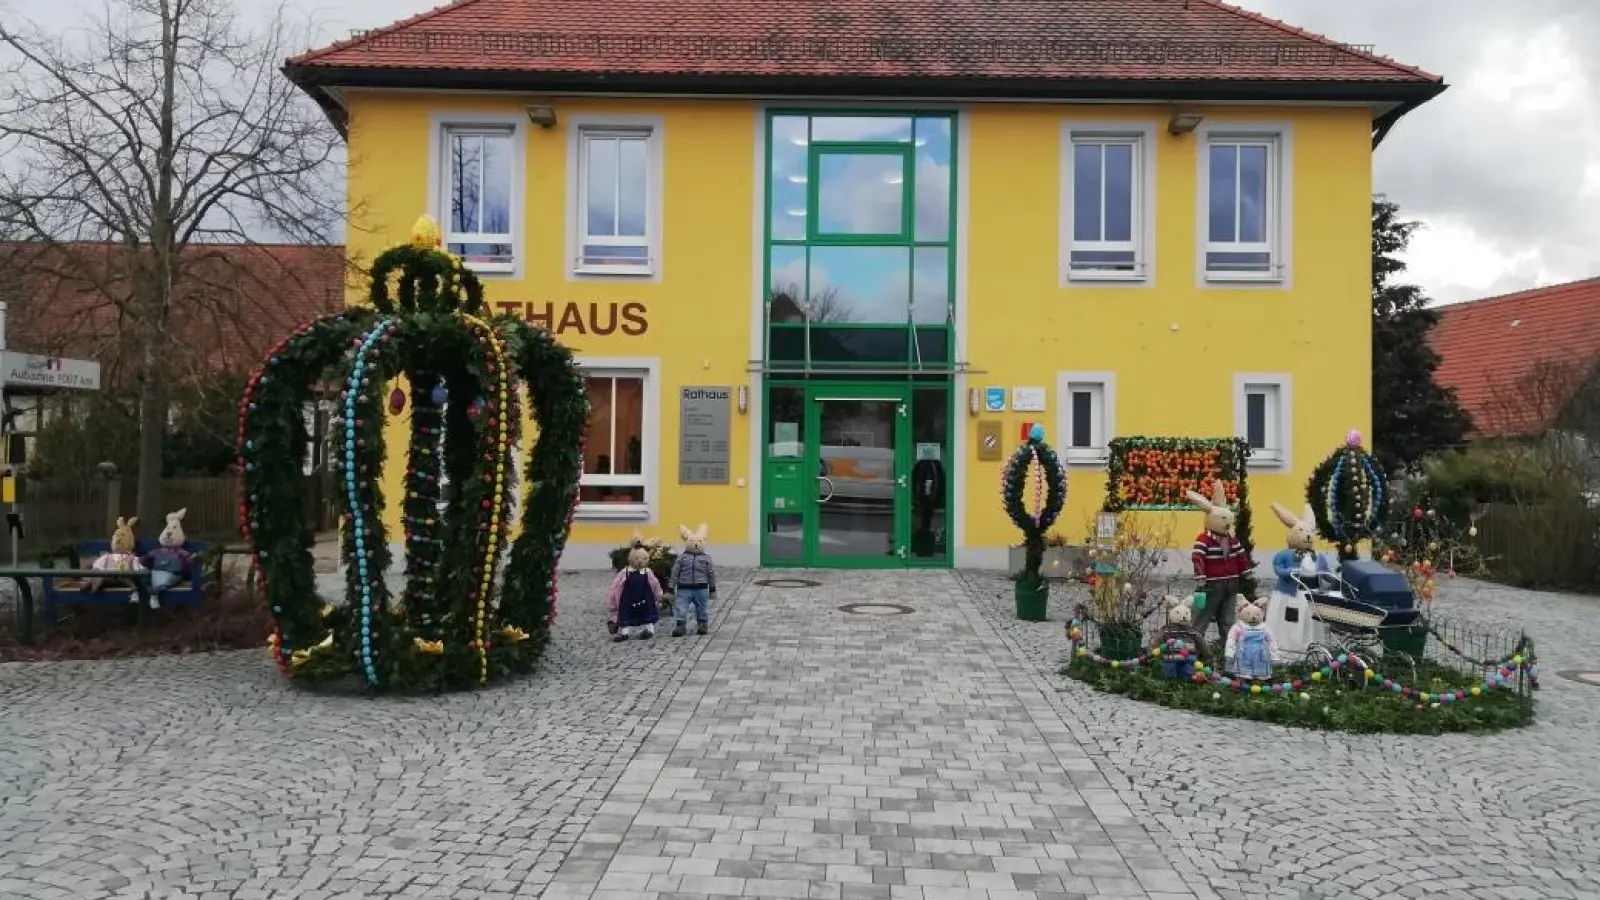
[1097,623,1145,661]
[1014,579,1049,621]
[1381,623,1428,659]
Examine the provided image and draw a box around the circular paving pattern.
[1556,670,1600,686]
[838,602,914,616]
[753,577,823,588]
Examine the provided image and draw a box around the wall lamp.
[737,385,749,414]
[967,387,980,417]
[1167,110,1204,135]
[525,105,557,129]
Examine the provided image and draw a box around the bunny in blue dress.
[1225,597,1277,680]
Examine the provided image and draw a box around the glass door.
[804,384,909,567]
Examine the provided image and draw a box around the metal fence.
[1475,502,1600,590]
[12,474,336,555]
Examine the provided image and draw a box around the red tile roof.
[287,0,1440,86]
[1430,277,1600,436]
[0,242,348,389]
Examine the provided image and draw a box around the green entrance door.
[806,384,910,567]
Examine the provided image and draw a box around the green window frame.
[763,111,958,372]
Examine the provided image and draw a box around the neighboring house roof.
[0,242,348,387]
[284,0,1444,136]
[1430,276,1600,436]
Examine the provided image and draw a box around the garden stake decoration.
[237,215,589,692]
[1003,424,1067,621]
[1306,430,1389,562]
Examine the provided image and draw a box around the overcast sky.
[9,0,1598,306]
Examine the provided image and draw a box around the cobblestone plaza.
[3,571,1598,899]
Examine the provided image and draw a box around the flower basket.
[1014,579,1049,621]
[1097,622,1145,661]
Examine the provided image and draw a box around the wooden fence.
[1475,502,1600,590]
[11,474,336,555]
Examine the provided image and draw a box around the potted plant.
[1082,513,1175,658]
[1002,426,1067,621]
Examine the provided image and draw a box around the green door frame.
[802,382,911,568]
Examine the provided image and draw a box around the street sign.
[0,352,101,391]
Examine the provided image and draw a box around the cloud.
[1232,0,1600,303]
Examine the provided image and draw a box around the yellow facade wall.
[342,91,1374,561]
[345,93,758,552]
[961,105,1372,552]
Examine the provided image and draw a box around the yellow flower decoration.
[410,214,443,248]
[502,626,529,644]
[413,637,445,655]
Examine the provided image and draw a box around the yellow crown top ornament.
[410,214,443,249]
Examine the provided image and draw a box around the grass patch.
[1064,656,1535,735]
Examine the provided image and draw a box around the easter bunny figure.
[1188,480,1251,644]
[667,523,716,637]
[88,516,146,599]
[143,507,196,600]
[1225,597,1277,680]
[607,545,663,641]
[1266,503,1333,657]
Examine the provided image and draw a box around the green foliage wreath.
[1002,431,1068,584]
[238,224,587,692]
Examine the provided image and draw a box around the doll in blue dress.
[607,546,663,642]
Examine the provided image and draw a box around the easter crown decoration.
[240,215,589,692]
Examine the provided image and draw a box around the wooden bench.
[39,539,210,625]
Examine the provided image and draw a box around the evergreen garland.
[1001,429,1068,585]
[1306,434,1390,561]
[239,218,587,692]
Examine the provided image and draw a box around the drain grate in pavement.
[754,578,822,588]
[1556,670,1600,687]
[838,602,914,616]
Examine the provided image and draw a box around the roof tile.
[1430,277,1600,436]
[0,242,347,386]
[289,0,1439,83]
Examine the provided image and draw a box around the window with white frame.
[1205,134,1281,279]
[576,127,655,273]
[1057,372,1115,464]
[1067,134,1144,279]
[443,125,516,271]
[580,370,653,514]
[1234,376,1290,467]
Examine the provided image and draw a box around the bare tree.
[767,281,853,324]
[0,0,346,524]
[1478,356,1600,497]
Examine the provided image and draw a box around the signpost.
[678,386,731,485]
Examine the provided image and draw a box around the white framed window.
[1056,371,1116,466]
[577,357,659,520]
[437,122,521,274]
[1061,123,1155,285]
[1199,126,1291,284]
[567,116,664,279]
[1234,374,1292,469]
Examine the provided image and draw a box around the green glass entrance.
[758,111,957,568]
[761,380,951,568]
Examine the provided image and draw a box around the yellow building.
[286,0,1443,569]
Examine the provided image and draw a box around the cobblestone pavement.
[560,571,1192,900]
[3,569,1598,900]
[960,572,1600,900]
[0,570,748,900]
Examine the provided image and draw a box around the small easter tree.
[1002,425,1067,621]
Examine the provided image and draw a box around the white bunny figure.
[1265,503,1332,657]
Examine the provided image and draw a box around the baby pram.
[1296,560,1424,675]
